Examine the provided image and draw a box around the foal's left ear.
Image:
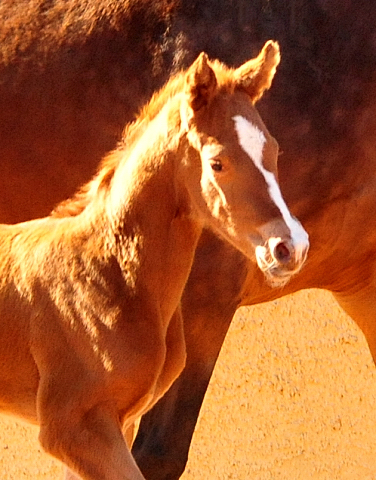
[184,52,217,112]
[234,40,280,103]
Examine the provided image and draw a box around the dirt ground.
[1,289,376,479]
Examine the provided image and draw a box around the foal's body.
[0,43,308,479]
[0,116,195,477]
[0,189,190,478]
[0,209,187,419]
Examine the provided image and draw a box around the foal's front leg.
[35,346,149,480]
[39,400,146,480]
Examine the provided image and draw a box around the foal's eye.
[210,159,223,172]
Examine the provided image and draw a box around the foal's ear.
[184,52,217,112]
[234,40,280,103]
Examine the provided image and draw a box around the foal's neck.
[101,115,202,324]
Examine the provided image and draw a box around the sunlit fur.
[0,41,307,480]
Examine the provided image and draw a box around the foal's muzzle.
[256,235,309,287]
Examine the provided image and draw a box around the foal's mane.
[51,71,186,218]
[51,58,234,218]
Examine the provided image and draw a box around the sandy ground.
[1,289,376,479]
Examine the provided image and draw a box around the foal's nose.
[269,237,308,269]
[273,240,291,264]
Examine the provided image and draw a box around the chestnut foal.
[0,42,308,479]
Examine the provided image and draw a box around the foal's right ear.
[184,52,217,112]
[234,40,280,103]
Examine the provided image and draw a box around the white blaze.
[232,115,309,251]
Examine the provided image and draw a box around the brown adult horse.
[0,43,309,479]
[1,0,376,479]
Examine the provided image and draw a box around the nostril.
[274,241,291,264]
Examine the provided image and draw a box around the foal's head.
[179,41,309,286]
[52,41,308,287]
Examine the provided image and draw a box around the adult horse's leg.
[133,310,235,479]
[65,468,82,480]
[133,232,247,479]
[333,282,376,363]
[128,307,187,463]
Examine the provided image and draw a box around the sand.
[1,289,376,479]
